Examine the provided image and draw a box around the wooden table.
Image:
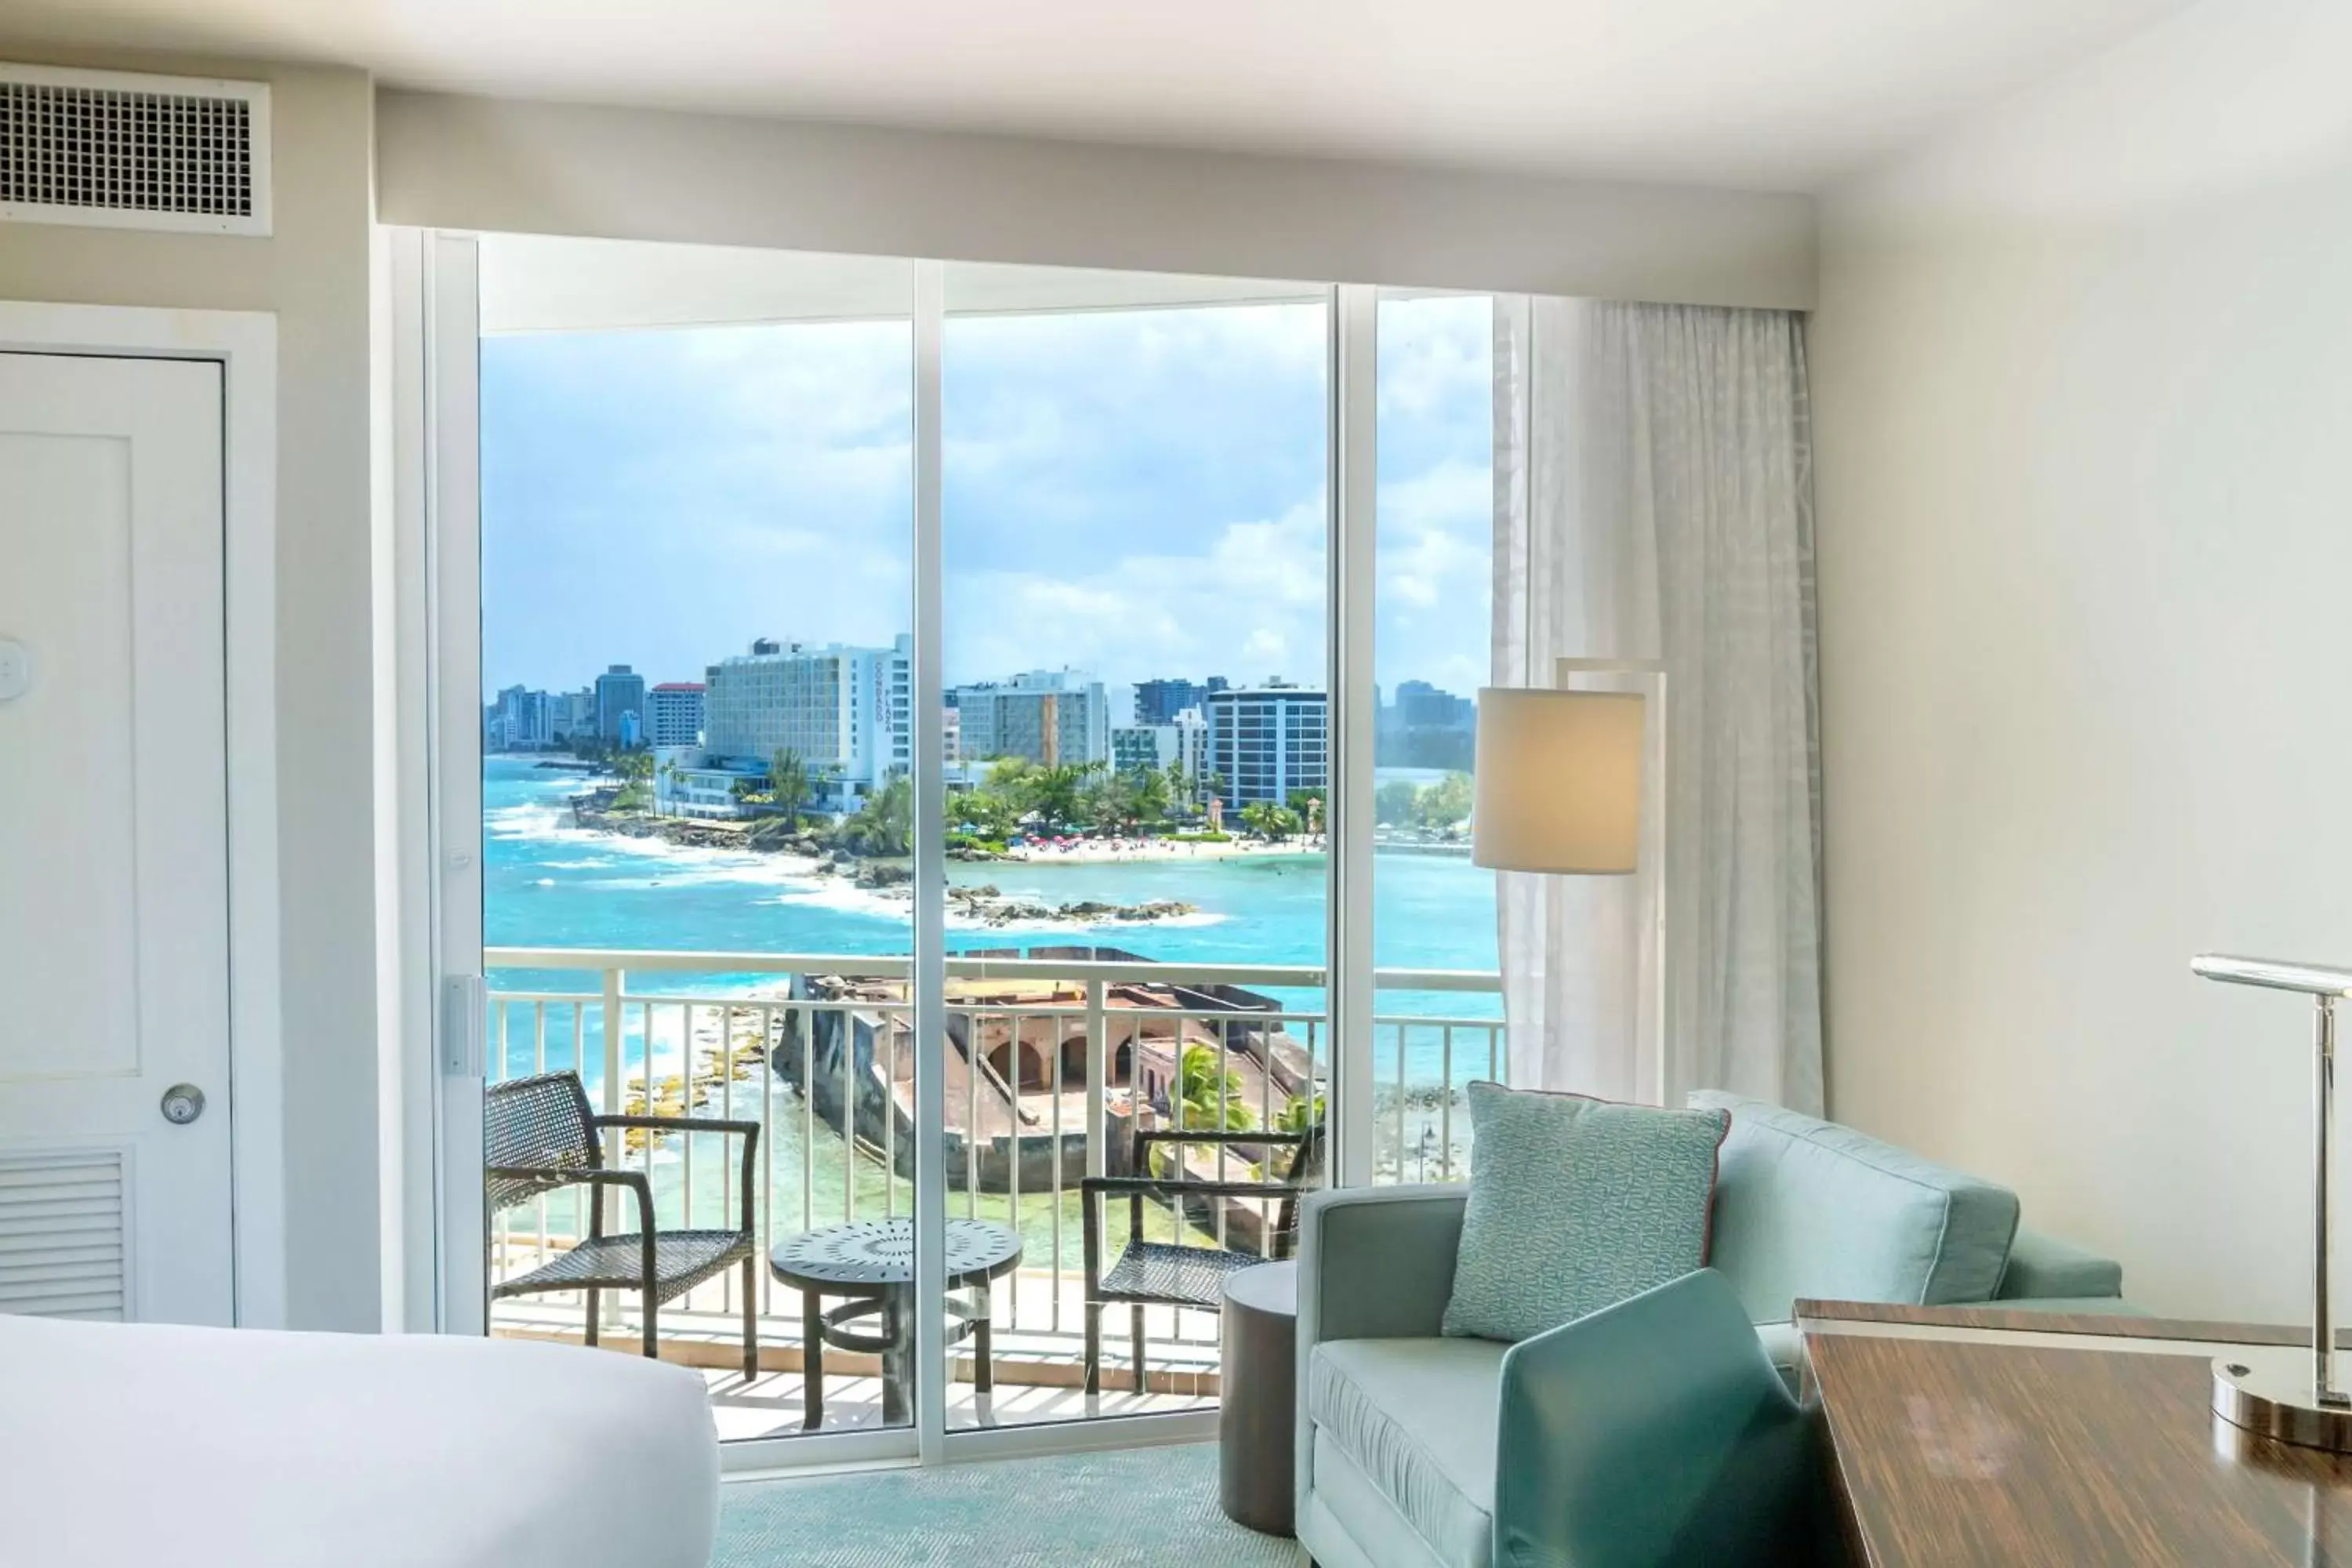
[1802,1301,2352,1566]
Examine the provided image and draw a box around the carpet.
[715,1441,1302,1567]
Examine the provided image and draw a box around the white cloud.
[485,296,1496,704]
[949,499,1326,688]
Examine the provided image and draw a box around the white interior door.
[0,351,234,1326]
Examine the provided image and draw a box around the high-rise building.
[1394,679,1474,730]
[1133,675,1229,725]
[648,682,706,747]
[594,664,646,744]
[1206,684,1328,807]
[1380,679,1478,770]
[491,684,554,750]
[1110,710,1208,781]
[703,635,913,804]
[542,688,595,743]
[948,669,1110,768]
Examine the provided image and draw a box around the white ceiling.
[0,0,2197,190]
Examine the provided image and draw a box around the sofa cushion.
[1308,1338,1505,1568]
[1443,1083,1729,1342]
[1691,1091,2019,1323]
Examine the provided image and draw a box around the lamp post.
[2195,953,2352,1451]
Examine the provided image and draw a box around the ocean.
[484,756,1500,1041]
[480,757,1499,1247]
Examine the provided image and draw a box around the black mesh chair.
[1080,1123,1324,1394]
[485,1070,761,1378]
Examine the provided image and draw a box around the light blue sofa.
[1292,1092,2140,1568]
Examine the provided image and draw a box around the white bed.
[0,1314,719,1568]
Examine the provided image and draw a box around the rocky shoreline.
[570,800,1200,928]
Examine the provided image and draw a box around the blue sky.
[481,293,1492,706]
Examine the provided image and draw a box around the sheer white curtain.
[1491,296,1824,1113]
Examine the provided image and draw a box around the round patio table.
[771,1217,1022,1429]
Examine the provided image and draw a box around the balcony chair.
[1080,1123,1324,1395]
[485,1070,761,1379]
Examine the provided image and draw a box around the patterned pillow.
[1442,1082,1730,1342]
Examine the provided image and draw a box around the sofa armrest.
[1995,1228,2123,1301]
[1297,1185,1467,1347]
[1294,1185,1467,1525]
[1494,1271,1827,1568]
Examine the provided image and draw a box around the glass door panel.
[471,235,920,1446]
[1368,292,1502,1182]
[937,261,1334,1428]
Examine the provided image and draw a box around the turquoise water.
[481,755,1498,1252]
[482,755,1501,1085]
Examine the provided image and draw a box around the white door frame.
[398,248,1377,1469]
[0,299,285,1330]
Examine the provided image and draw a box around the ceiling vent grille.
[1,64,270,235]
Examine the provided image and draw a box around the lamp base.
[2212,1348,2352,1452]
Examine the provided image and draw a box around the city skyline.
[479,296,1492,701]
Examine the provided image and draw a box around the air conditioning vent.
[1,63,270,235]
[0,1149,129,1321]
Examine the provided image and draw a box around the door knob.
[160,1083,206,1125]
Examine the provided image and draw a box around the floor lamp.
[1472,676,1656,1098]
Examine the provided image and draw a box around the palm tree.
[769,748,810,830]
[1028,760,1104,834]
[1239,800,1298,841]
[1276,1092,1325,1136]
[954,786,1023,840]
[1173,1042,1254,1133]
[846,778,913,857]
[612,748,655,811]
[1127,764,1173,826]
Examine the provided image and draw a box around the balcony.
[481,946,1502,1438]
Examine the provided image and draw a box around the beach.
[991,833,1318,865]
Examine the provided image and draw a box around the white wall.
[0,39,1820,1337]
[1813,0,2352,1320]
[0,42,386,1331]
[376,89,1817,309]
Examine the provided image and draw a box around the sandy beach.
[993,834,1323,865]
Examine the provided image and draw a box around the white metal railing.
[480,946,1502,1390]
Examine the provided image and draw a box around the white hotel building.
[948,670,1111,769]
[660,634,913,817]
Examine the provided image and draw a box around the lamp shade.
[1471,688,1644,873]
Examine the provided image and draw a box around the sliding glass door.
[938,263,1334,1429]
[423,234,1501,1465]
[457,235,930,1455]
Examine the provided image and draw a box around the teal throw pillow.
[1442,1081,1730,1342]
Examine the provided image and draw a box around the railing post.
[601,964,624,1333]
[1085,978,1107,1181]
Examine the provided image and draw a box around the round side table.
[771,1217,1021,1429]
[1219,1258,1299,1536]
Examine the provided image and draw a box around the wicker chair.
[1080,1123,1324,1395]
[485,1070,761,1378]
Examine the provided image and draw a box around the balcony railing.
[481,946,1502,1428]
